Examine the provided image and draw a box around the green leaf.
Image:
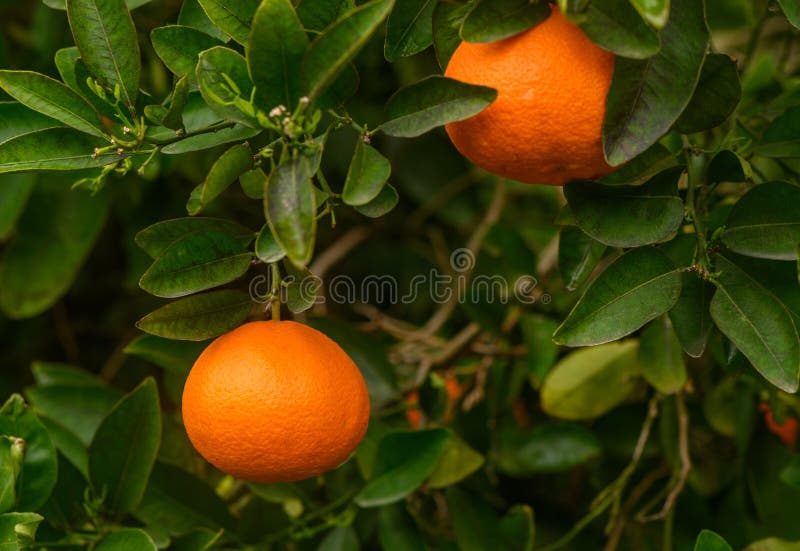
[378,503,426,551]
[296,0,355,31]
[302,0,394,101]
[240,167,266,199]
[0,441,18,514]
[384,0,435,61]
[247,0,308,110]
[381,75,496,138]
[123,335,205,374]
[45,0,152,8]
[565,168,684,247]
[355,428,451,507]
[154,75,191,131]
[265,156,316,267]
[743,539,800,551]
[432,1,471,70]
[354,184,399,218]
[520,315,560,385]
[603,0,708,165]
[638,315,687,393]
[427,436,484,488]
[629,0,669,29]
[0,71,105,137]
[160,125,261,154]
[710,255,800,392]
[460,0,550,43]
[553,248,683,346]
[0,174,35,242]
[66,0,140,109]
[0,395,58,511]
[342,141,392,206]
[318,526,359,551]
[197,0,261,45]
[31,362,104,388]
[0,181,108,318]
[187,143,253,215]
[95,528,158,551]
[170,529,224,551]
[39,416,89,477]
[722,182,800,261]
[282,261,321,313]
[446,487,533,551]
[89,378,162,514]
[0,128,130,173]
[497,422,600,475]
[178,0,229,41]
[778,0,800,29]
[558,226,606,291]
[53,46,82,90]
[674,54,741,134]
[600,143,679,186]
[578,0,660,60]
[0,512,43,549]
[695,530,733,551]
[139,230,253,298]
[541,340,640,420]
[136,290,252,341]
[708,149,750,184]
[151,25,224,80]
[0,102,60,144]
[196,47,258,127]
[255,224,287,263]
[135,217,253,259]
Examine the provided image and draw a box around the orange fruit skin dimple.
[182,321,371,483]
[444,6,616,186]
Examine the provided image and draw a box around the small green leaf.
[0,71,105,137]
[381,75,496,138]
[446,487,533,551]
[432,1,471,70]
[187,143,253,215]
[553,248,683,346]
[196,47,258,127]
[778,0,800,29]
[695,530,733,551]
[0,174,35,242]
[565,168,685,247]
[135,217,253,259]
[384,0,436,61]
[296,0,355,31]
[638,315,687,393]
[136,290,252,341]
[178,0,229,41]
[318,527,359,551]
[66,0,140,109]
[520,315,560,385]
[558,226,607,291]
[0,128,130,173]
[197,0,261,45]
[255,224,286,263]
[342,141,392,206]
[742,539,800,551]
[353,184,399,218]
[629,0,669,29]
[708,149,750,184]
[600,144,679,186]
[579,0,660,60]
[160,125,261,154]
[157,75,191,131]
[496,423,601,475]
[89,379,162,514]
[247,0,308,110]
[541,340,640,420]
[427,436,484,488]
[0,102,60,144]
[151,25,224,80]
[38,416,89,477]
[302,0,394,101]
[0,512,43,549]
[265,156,316,266]
[282,261,321,313]
[355,428,451,507]
[95,528,158,551]
[240,168,266,199]
[674,54,741,134]
[139,231,253,298]
[378,503,426,551]
[460,0,550,43]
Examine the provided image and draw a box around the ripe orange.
[444,6,616,186]
[182,321,371,483]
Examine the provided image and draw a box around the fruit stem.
[685,148,710,270]
[270,263,281,321]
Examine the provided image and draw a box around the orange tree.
[1,0,800,549]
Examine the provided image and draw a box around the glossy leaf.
[66,0,140,109]
[123,335,205,374]
[778,0,800,29]
[342,141,392,206]
[354,184,399,218]
[0,174,35,241]
[381,76,496,137]
[197,0,260,45]
[0,102,60,144]
[427,436,484,488]
[196,47,258,127]
[669,272,714,358]
[139,231,253,298]
[135,217,253,259]
[187,143,253,215]
[38,416,88,477]
[558,226,606,291]
[0,128,129,173]
[248,0,308,110]
[378,503,426,551]
[95,528,158,551]
[695,530,733,551]
[136,290,252,341]
[638,315,687,393]
[600,143,679,186]
[0,71,105,137]
[496,422,601,475]
[255,224,287,263]
[674,54,741,134]
[629,0,669,29]
[265,156,316,267]
[553,248,683,346]
[178,0,229,41]
[89,379,162,514]
[151,25,224,79]
[303,0,394,101]
[297,0,355,31]
[710,255,800,392]
[432,1,471,69]
[541,340,640,420]
[579,0,660,60]
[460,0,550,43]
[384,0,435,61]
[603,0,708,165]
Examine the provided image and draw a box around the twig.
[603,466,670,551]
[462,355,492,411]
[414,322,482,386]
[309,226,370,279]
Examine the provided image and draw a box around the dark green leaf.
[520,314,560,384]
[265,156,316,266]
[427,436,484,488]
[248,0,308,110]
[255,224,286,263]
[282,261,321,313]
[170,529,224,551]
[151,25,224,80]
[446,487,531,551]
[156,75,191,131]
[0,71,105,137]
[135,217,253,259]
[0,174,35,241]
[709,149,750,184]
[39,416,89,477]
[89,378,162,514]
[603,0,708,165]
[541,340,640,419]
[553,248,683,346]
[355,428,451,507]
[66,0,140,109]
[722,182,800,261]
[53,46,82,90]
[187,142,253,215]
[178,0,229,41]
[0,395,58,511]
[777,0,800,29]
[710,255,800,392]
[296,0,355,31]
[197,0,260,44]
[0,102,60,144]
[45,0,151,8]
[674,54,741,134]
[160,125,261,154]
[579,0,660,59]
[381,75,496,137]
[496,422,601,475]
[558,226,606,291]
[196,47,258,127]
[342,141,392,206]
[378,503,426,551]
[139,231,253,298]
[136,290,252,341]
[600,143,680,186]
[638,315,687,393]
[629,0,669,29]
[240,167,266,199]
[695,530,733,551]
[354,184,399,218]
[432,1,471,70]
[0,128,130,173]
[95,528,158,551]
[302,0,394,101]
[460,0,550,43]
[123,335,205,374]
[0,181,108,318]
[31,362,103,388]
[318,527,359,551]
[499,506,535,551]
[384,0,435,61]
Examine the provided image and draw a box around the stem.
[271,263,281,321]
[686,149,709,269]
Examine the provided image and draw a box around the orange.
[760,403,798,449]
[404,390,423,429]
[182,321,370,482]
[444,6,616,186]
